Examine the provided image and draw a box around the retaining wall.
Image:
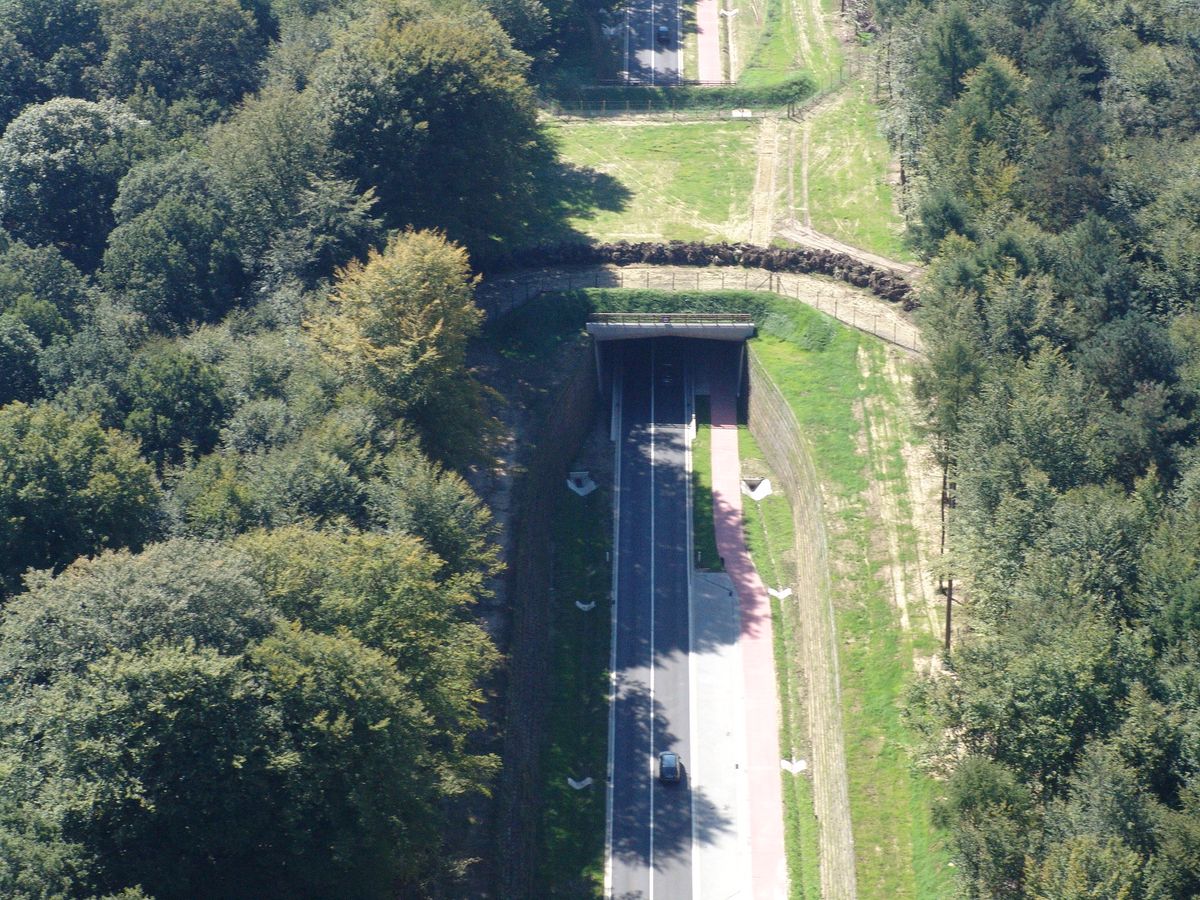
[746,348,858,899]
[495,347,599,896]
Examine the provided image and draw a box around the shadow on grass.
[521,135,633,246]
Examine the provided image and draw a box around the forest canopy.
[0,0,561,894]
[884,0,1200,894]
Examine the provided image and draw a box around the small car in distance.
[658,751,682,783]
[656,24,670,44]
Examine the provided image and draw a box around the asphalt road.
[624,0,680,84]
[609,338,693,899]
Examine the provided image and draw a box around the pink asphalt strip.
[710,385,788,898]
[696,0,723,82]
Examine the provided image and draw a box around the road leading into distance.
[608,338,693,899]
[624,0,680,84]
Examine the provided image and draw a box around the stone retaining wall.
[746,348,858,898]
[496,347,598,897]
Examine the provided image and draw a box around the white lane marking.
[650,0,656,86]
[684,361,699,900]
[648,342,657,900]
[604,363,623,899]
[624,6,631,82]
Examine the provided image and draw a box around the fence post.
[696,272,700,290]
[645,271,649,288]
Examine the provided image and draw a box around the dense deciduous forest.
[0,0,604,894]
[883,0,1200,894]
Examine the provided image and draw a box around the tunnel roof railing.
[588,312,754,326]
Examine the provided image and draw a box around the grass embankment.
[692,396,722,570]
[536,486,612,895]
[739,426,821,899]
[498,288,951,896]
[750,326,953,898]
[802,77,913,261]
[547,120,758,243]
[486,315,612,896]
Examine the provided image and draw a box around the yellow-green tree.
[307,229,485,463]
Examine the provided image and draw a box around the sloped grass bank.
[739,426,821,899]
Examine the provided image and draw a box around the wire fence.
[478,266,923,354]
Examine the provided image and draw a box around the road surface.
[624,0,680,84]
[608,338,693,898]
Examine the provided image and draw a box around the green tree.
[98,0,265,105]
[0,539,275,688]
[119,345,229,466]
[1027,835,1146,900]
[0,98,142,268]
[312,7,540,258]
[0,0,105,103]
[366,439,500,578]
[909,1,984,115]
[102,156,246,328]
[932,756,1034,898]
[0,402,161,593]
[236,526,498,760]
[0,314,41,403]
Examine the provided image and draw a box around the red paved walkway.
[710,382,788,899]
[696,0,723,82]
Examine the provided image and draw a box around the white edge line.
[604,363,622,899]
[684,362,699,900]
[650,0,656,86]
[648,342,657,900]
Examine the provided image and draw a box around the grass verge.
[739,426,821,899]
[537,485,613,896]
[551,76,815,109]
[737,0,843,90]
[546,120,759,243]
[692,396,722,570]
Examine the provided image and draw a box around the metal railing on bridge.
[588,312,754,326]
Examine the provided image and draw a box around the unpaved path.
[749,117,782,245]
[777,220,921,278]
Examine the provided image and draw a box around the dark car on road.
[656,24,670,44]
[658,751,682,783]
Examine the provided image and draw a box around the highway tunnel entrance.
[586,312,755,402]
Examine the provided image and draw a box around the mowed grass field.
[802,78,914,261]
[547,120,758,242]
